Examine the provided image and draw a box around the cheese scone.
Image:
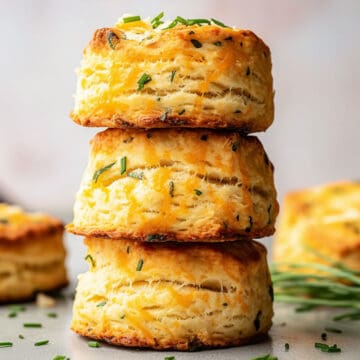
[71,15,274,132]
[71,237,273,350]
[273,181,360,271]
[68,128,278,242]
[0,204,68,302]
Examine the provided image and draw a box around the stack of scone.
[68,14,278,350]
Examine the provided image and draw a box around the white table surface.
[0,235,359,360]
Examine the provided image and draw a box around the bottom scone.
[71,238,273,350]
[0,204,68,302]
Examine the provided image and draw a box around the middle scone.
[68,128,278,242]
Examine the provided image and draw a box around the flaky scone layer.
[273,181,360,271]
[71,238,273,350]
[71,19,274,132]
[68,129,278,242]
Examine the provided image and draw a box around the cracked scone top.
[71,15,274,132]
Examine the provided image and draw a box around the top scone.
[71,15,274,132]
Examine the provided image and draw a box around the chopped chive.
[96,301,107,307]
[169,181,175,197]
[8,312,17,318]
[231,141,240,151]
[47,312,57,318]
[19,334,24,339]
[325,327,342,333]
[137,73,152,91]
[164,357,176,360]
[190,39,202,48]
[123,15,141,23]
[187,18,211,26]
[246,66,251,76]
[213,41,222,46]
[93,161,116,183]
[250,355,277,360]
[295,304,316,312]
[0,342,13,348]
[34,340,49,346]
[120,156,127,175]
[178,109,186,115]
[127,171,144,180]
[175,16,188,25]
[151,12,164,29]
[85,254,95,267]
[126,245,130,254]
[315,342,329,350]
[53,356,67,360]
[8,305,25,312]
[211,18,229,28]
[107,31,119,50]
[147,234,165,241]
[88,341,100,348]
[163,19,178,30]
[285,342,289,351]
[194,189,202,196]
[24,323,42,328]
[170,70,176,82]
[136,259,144,271]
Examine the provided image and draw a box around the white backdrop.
[0,0,359,220]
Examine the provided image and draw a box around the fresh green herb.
[0,218,8,224]
[190,39,202,48]
[231,141,240,151]
[85,254,95,267]
[250,355,278,360]
[178,109,186,115]
[213,41,222,46]
[285,343,289,351]
[47,312,57,318]
[254,310,261,331]
[194,189,202,196]
[18,335,24,339]
[123,137,134,144]
[245,216,253,232]
[136,259,144,271]
[151,12,164,29]
[163,19,178,30]
[321,332,327,341]
[271,261,360,316]
[8,305,25,312]
[23,323,42,328]
[246,66,251,76]
[34,340,49,346]
[96,301,107,307]
[0,342,13,348]
[127,171,144,180]
[120,156,127,175]
[147,234,165,241]
[187,18,211,26]
[93,161,116,183]
[324,327,342,333]
[53,356,68,360]
[295,304,316,312]
[315,343,341,353]
[170,70,176,82]
[107,31,119,50]
[123,15,141,23]
[175,16,189,25]
[137,73,152,91]
[88,341,100,348]
[211,18,229,28]
[164,357,176,360]
[126,245,130,254]
[169,181,175,197]
[8,312,17,318]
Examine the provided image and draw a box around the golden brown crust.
[71,238,273,350]
[71,21,273,132]
[273,181,360,271]
[68,128,278,242]
[0,203,63,243]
